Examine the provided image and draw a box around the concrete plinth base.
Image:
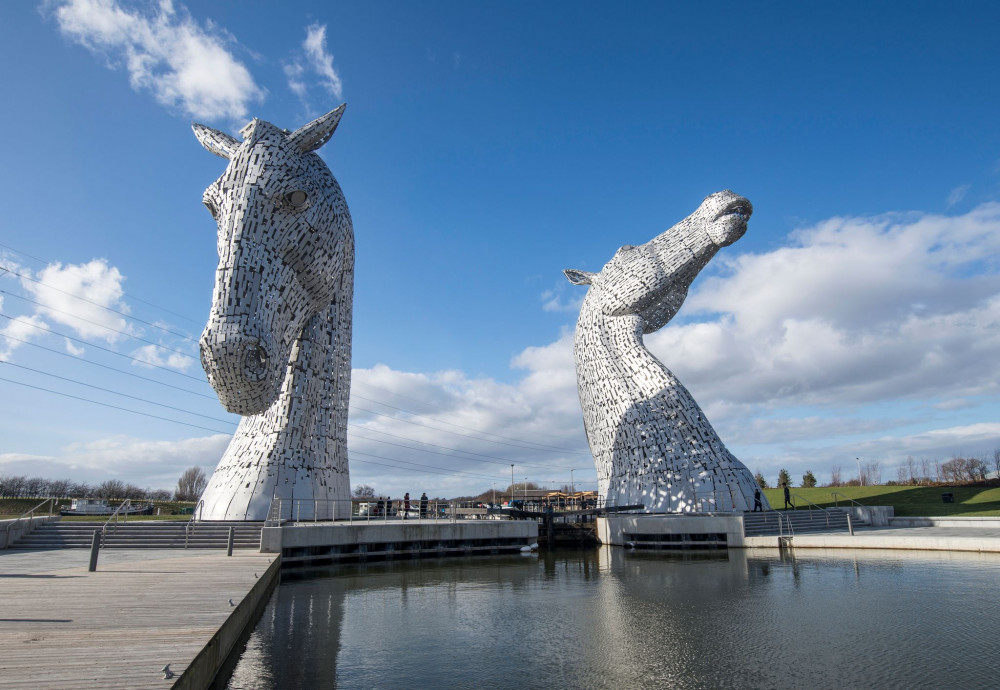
[262,519,539,566]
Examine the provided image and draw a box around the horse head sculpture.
[564,191,766,513]
[191,106,354,520]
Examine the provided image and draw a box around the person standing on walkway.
[753,488,763,512]
[403,492,411,520]
[420,492,428,518]
[783,482,792,510]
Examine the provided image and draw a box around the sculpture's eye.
[204,198,219,220]
[285,190,308,209]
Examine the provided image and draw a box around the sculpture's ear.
[192,123,239,159]
[564,269,595,286]
[287,103,346,153]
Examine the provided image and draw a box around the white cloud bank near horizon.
[3,203,1000,494]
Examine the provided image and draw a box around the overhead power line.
[0,360,237,426]
[0,376,233,435]
[0,332,215,399]
[0,241,204,327]
[0,290,197,360]
[0,313,208,383]
[0,264,198,344]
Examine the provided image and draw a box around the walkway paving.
[0,548,273,689]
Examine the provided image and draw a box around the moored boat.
[59,498,153,516]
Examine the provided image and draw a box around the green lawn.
[0,498,197,520]
[763,484,1000,517]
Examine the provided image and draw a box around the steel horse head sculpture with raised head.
[192,105,354,521]
[565,190,768,513]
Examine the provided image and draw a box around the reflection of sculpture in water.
[565,191,768,513]
[192,105,354,521]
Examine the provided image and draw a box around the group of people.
[750,483,793,512]
[401,492,430,519]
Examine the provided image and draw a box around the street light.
[510,464,515,505]
[492,482,496,506]
[524,477,528,505]
[856,457,863,486]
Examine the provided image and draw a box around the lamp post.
[856,457,863,486]
[524,477,528,505]
[492,482,496,506]
[510,464,515,505]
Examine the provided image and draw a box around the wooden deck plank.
[0,548,273,689]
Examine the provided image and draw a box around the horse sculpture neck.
[192,106,354,521]
[566,191,767,513]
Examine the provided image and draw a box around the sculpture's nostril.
[243,342,269,382]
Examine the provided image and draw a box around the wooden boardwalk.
[0,548,274,689]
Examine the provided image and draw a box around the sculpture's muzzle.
[200,323,281,415]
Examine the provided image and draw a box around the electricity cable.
[0,332,215,399]
[0,290,197,360]
[0,242,204,326]
[0,265,197,343]
[0,313,209,383]
[0,376,233,435]
[0,360,237,426]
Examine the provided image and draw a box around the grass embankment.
[0,498,197,520]
[762,484,1000,517]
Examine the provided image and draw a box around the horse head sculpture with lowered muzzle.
[192,105,354,521]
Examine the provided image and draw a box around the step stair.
[743,509,852,537]
[9,520,263,550]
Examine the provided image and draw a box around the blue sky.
[1,0,999,496]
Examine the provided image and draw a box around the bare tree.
[352,484,376,498]
[175,467,208,502]
[829,466,842,487]
[905,456,917,485]
[94,479,128,500]
[896,466,908,485]
[861,458,882,485]
[994,449,1000,480]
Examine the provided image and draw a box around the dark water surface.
[227,548,1000,689]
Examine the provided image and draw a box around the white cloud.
[23,259,132,343]
[0,313,49,362]
[130,343,195,371]
[947,183,971,207]
[64,338,85,357]
[285,22,343,112]
[653,203,1000,408]
[0,433,231,490]
[51,0,264,121]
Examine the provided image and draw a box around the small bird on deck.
[228,598,235,606]
[161,664,174,679]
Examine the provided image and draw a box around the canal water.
[227,548,1000,689]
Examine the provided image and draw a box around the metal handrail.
[831,491,872,529]
[777,511,794,538]
[831,492,867,510]
[184,499,205,548]
[101,499,131,540]
[3,497,57,546]
[788,493,838,527]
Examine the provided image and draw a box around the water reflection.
[228,548,1000,689]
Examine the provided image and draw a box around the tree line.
[755,450,1000,489]
[0,466,208,503]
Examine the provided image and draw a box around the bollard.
[847,513,854,536]
[88,530,101,572]
[227,526,235,557]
